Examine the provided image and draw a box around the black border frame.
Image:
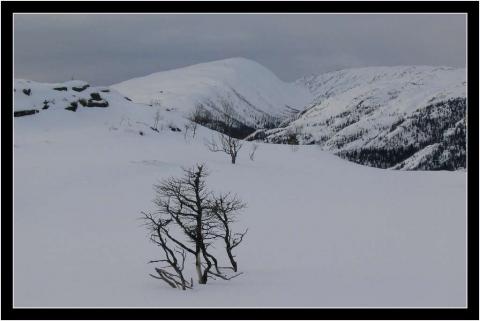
[2,1,478,320]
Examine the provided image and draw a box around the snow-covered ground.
[13,102,466,307]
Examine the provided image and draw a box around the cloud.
[14,13,466,85]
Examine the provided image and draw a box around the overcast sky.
[14,14,466,85]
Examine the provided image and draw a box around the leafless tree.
[151,109,162,132]
[142,164,246,289]
[205,101,243,164]
[141,212,193,290]
[209,193,247,272]
[183,123,190,140]
[249,143,259,161]
[205,133,243,164]
[189,120,198,138]
[188,103,212,125]
[285,126,301,152]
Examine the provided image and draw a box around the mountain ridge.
[13,59,466,170]
[255,65,466,170]
[111,57,312,130]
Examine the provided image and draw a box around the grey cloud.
[14,14,466,85]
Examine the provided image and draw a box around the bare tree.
[188,103,212,126]
[205,101,243,164]
[183,121,198,141]
[209,193,247,272]
[183,123,190,140]
[285,126,301,152]
[189,120,198,138]
[142,164,246,289]
[249,143,259,161]
[141,212,193,290]
[151,109,162,132]
[205,133,243,164]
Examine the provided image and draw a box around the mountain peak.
[111,58,312,127]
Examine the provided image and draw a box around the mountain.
[111,57,312,135]
[13,62,466,306]
[14,61,467,171]
[252,66,466,170]
[14,87,466,307]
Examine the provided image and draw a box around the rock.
[90,92,102,101]
[14,109,39,117]
[65,101,78,112]
[72,84,90,92]
[86,99,109,107]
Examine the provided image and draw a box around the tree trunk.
[226,249,238,272]
[231,155,236,164]
[196,251,205,284]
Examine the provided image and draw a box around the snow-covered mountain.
[13,86,466,308]
[13,61,466,307]
[253,66,466,170]
[14,61,467,171]
[111,57,312,132]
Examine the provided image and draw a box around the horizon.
[14,56,466,86]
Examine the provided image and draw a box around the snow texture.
[14,80,466,307]
[13,61,466,307]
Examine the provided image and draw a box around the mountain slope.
[111,57,312,131]
[13,78,190,135]
[255,66,466,170]
[14,102,466,307]
[13,66,466,306]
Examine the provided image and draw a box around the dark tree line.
[337,98,466,170]
[189,102,255,139]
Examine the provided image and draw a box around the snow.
[264,65,466,163]
[14,89,466,307]
[111,57,312,127]
[391,144,441,170]
[14,79,90,112]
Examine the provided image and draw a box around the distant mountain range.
[14,59,466,170]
